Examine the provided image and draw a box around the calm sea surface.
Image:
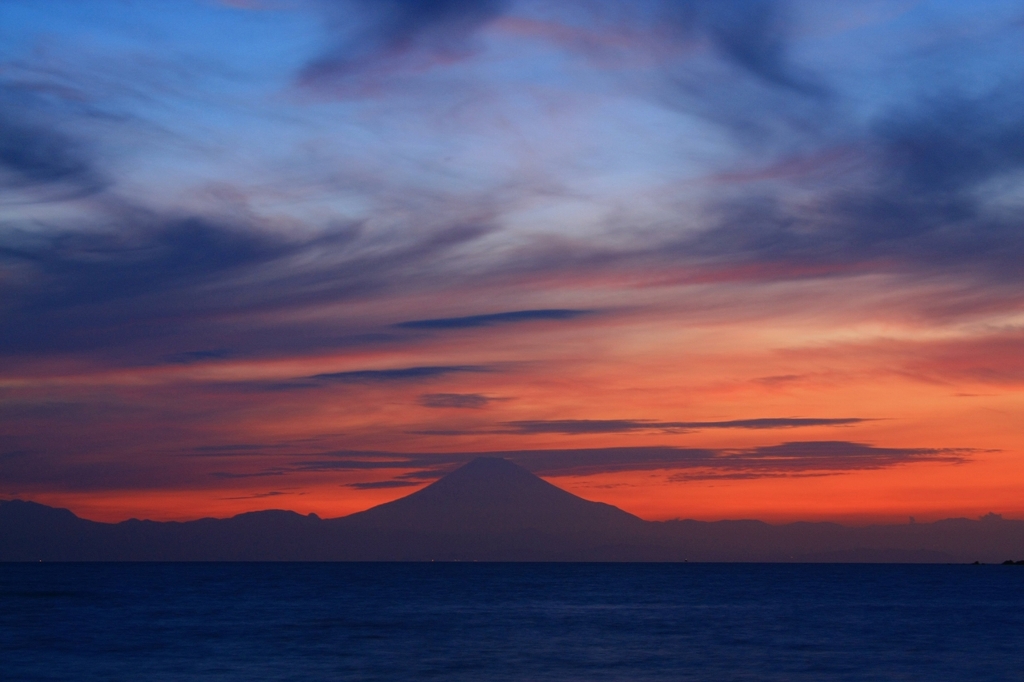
[1,563,1021,681]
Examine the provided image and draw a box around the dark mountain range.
[2,458,1022,562]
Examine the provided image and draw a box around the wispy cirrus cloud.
[0,85,109,202]
[161,349,235,365]
[0,115,107,202]
[669,83,1024,288]
[312,365,489,382]
[2,0,1022,522]
[499,417,867,434]
[220,490,290,500]
[344,480,420,490]
[0,214,492,361]
[396,308,592,330]
[300,0,510,84]
[660,0,820,93]
[213,440,975,488]
[418,393,494,408]
[0,435,978,495]
[299,0,816,93]
[666,441,979,481]
[409,417,869,436]
[244,365,493,391]
[515,441,975,478]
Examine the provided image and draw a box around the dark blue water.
[1,563,1021,681]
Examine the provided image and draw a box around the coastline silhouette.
[3,458,1022,562]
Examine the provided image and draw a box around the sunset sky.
[2,0,1023,524]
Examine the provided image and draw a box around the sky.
[1,0,1023,524]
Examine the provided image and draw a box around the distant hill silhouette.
[2,458,1023,561]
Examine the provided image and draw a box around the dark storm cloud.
[397,308,592,330]
[301,0,510,83]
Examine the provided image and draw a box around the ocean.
[1,563,1021,681]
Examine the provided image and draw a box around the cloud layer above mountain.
[1,0,1021,523]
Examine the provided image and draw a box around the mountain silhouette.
[3,457,1024,561]
[332,458,650,560]
[345,457,644,535]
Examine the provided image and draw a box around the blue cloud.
[312,365,489,382]
[302,0,509,83]
[397,309,592,330]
